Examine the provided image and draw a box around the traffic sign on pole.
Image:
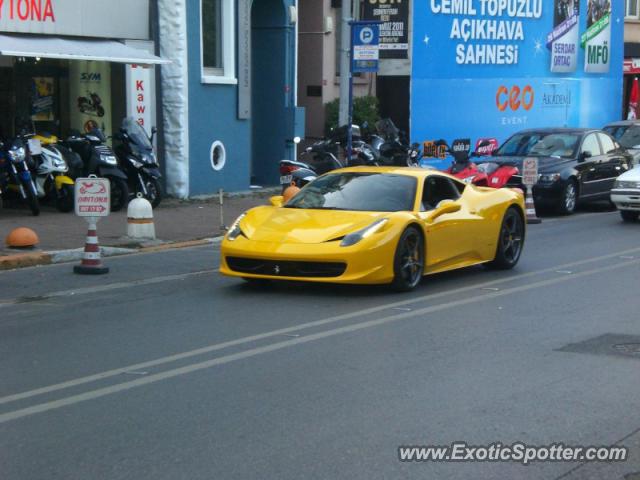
[74,176,111,274]
[521,157,542,224]
[75,177,111,217]
[522,157,539,187]
[347,21,381,164]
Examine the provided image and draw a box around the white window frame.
[626,0,640,19]
[200,0,237,85]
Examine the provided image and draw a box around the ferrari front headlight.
[226,213,246,241]
[340,218,388,247]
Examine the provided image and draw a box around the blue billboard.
[410,0,622,149]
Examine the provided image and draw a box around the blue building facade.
[410,0,624,149]
[159,0,302,197]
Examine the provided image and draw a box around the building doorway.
[251,0,290,186]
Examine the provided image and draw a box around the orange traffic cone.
[525,186,541,224]
[74,219,109,274]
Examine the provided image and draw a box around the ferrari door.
[418,175,480,270]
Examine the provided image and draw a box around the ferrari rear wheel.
[391,226,424,292]
[487,207,524,270]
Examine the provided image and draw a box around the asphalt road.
[1,207,640,480]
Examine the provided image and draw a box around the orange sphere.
[6,227,39,248]
[282,184,301,203]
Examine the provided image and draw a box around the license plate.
[280,174,292,185]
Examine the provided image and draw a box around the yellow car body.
[220,167,525,287]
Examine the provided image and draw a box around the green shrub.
[324,95,380,135]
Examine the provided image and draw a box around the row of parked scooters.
[280,120,515,192]
[279,118,422,191]
[0,117,162,216]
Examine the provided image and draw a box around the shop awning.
[0,34,169,64]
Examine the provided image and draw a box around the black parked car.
[483,128,632,214]
[602,120,640,165]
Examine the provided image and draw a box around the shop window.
[626,0,639,18]
[201,0,236,84]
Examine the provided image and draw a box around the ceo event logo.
[496,85,534,112]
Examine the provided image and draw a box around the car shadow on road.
[537,200,616,219]
[219,264,514,299]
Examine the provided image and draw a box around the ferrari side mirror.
[269,195,284,207]
[425,200,461,222]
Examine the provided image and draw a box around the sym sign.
[0,0,149,39]
[411,0,622,149]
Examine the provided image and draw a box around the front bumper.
[611,189,640,211]
[506,177,564,205]
[220,233,398,285]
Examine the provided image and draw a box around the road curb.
[0,251,52,271]
[0,236,224,271]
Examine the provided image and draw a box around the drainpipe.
[158,0,190,198]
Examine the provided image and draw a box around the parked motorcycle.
[434,139,518,188]
[367,118,421,166]
[113,118,163,208]
[77,92,105,117]
[0,134,40,215]
[63,128,129,211]
[279,124,377,192]
[30,133,76,212]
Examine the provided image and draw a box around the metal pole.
[347,28,354,166]
[338,0,351,128]
[219,188,225,231]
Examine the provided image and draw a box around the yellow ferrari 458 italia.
[220,167,526,291]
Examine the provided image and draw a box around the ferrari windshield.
[496,132,579,158]
[604,125,640,149]
[285,172,417,212]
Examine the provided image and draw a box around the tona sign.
[75,177,110,217]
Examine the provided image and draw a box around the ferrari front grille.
[226,257,346,278]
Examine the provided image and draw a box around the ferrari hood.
[477,155,574,173]
[238,206,386,244]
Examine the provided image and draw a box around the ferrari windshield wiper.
[312,206,348,210]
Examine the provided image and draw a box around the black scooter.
[63,128,129,211]
[368,118,421,167]
[114,118,162,208]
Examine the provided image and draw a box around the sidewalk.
[0,188,279,265]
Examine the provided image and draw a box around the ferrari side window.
[422,176,460,211]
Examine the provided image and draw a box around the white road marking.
[0,270,216,307]
[2,246,640,408]
[0,257,638,425]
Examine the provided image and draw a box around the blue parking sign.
[352,23,380,73]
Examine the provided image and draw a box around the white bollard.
[127,193,156,240]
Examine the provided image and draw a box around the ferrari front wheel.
[391,226,424,292]
[487,207,524,270]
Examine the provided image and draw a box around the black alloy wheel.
[557,179,578,215]
[110,177,130,212]
[143,177,163,209]
[56,184,74,213]
[488,207,524,269]
[391,226,424,292]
